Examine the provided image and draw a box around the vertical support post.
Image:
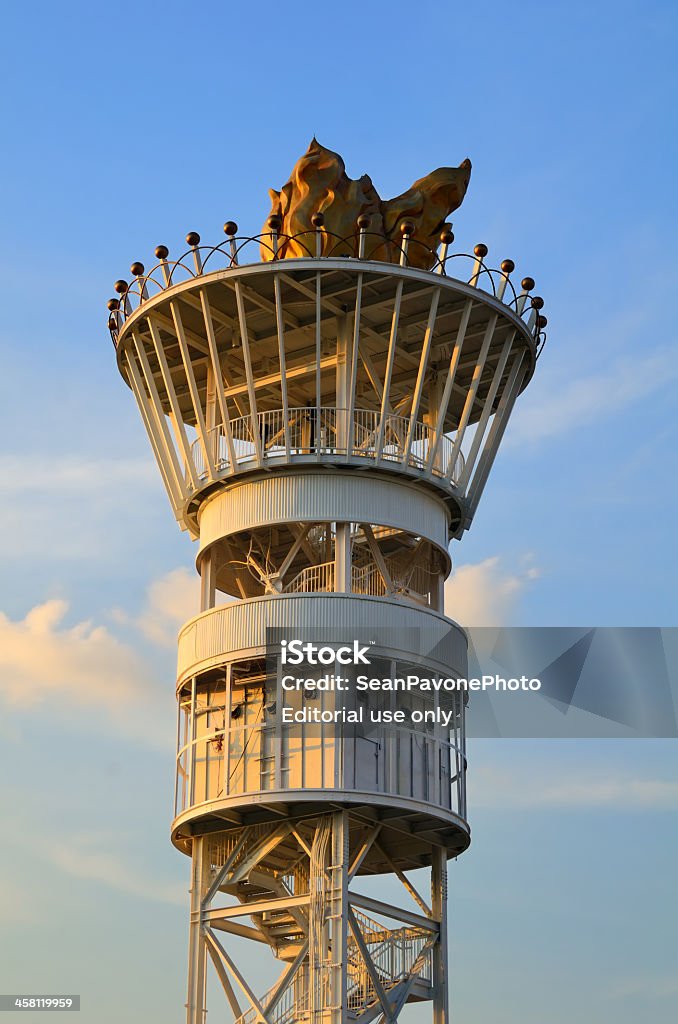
[122,347,182,514]
[456,330,516,492]
[130,330,187,504]
[446,312,498,483]
[431,846,449,1024]
[200,549,216,612]
[466,351,527,517]
[375,279,403,464]
[273,272,291,455]
[329,811,349,1024]
[335,523,352,593]
[169,299,217,481]
[345,275,364,458]
[425,298,473,475]
[200,288,238,471]
[186,836,209,1024]
[315,268,322,457]
[335,313,351,453]
[205,365,216,463]
[146,316,200,491]
[403,287,440,467]
[188,676,197,807]
[232,281,263,463]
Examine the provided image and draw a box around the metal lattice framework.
[111,223,543,538]
[108,213,543,1024]
[188,814,450,1024]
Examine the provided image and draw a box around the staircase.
[207,827,435,1024]
[230,905,433,1024]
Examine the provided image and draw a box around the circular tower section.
[107,140,544,1024]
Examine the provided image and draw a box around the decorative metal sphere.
[107,298,119,311]
[521,277,535,291]
[130,261,145,277]
[108,316,117,330]
[223,221,238,236]
[357,213,371,230]
[531,296,545,310]
[155,244,169,260]
[114,279,129,294]
[440,224,455,244]
[267,215,282,232]
[311,212,325,228]
[500,259,515,274]
[537,315,548,328]
[474,243,488,258]
[400,219,416,236]
[186,231,201,247]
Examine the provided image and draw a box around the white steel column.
[335,313,351,452]
[200,549,216,612]
[329,811,349,1024]
[431,847,449,1024]
[335,524,352,593]
[187,836,209,1024]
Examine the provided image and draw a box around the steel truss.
[187,812,449,1024]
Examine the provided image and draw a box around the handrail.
[106,227,546,357]
[233,909,434,1024]
[189,406,465,487]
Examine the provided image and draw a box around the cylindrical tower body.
[108,181,543,1024]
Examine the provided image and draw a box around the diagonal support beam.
[264,938,310,1019]
[425,297,473,474]
[349,824,383,879]
[348,906,395,1023]
[348,891,438,933]
[403,288,440,467]
[361,526,394,594]
[229,823,293,884]
[207,893,311,921]
[204,929,270,1024]
[205,933,243,1019]
[373,841,432,918]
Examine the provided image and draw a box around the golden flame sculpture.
[263,138,472,270]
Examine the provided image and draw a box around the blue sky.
[0,1,676,1021]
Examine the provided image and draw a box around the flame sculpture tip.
[263,143,472,270]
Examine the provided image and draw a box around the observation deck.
[107,140,547,1024]
[108,224,545,537]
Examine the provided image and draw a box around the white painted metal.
[113,238,537,1024]
[197,472,451,560]
[116,259,534,539]
[175,594,467,686]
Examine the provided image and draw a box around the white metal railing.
[351,562,386,598]
[109,231,546,354]
[285,561,335,594]
[234,910,432,1024]
[282,554,435,604]
[189,407,464,486]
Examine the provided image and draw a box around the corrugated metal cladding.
[176,593,467,684]
[197,470,450,554]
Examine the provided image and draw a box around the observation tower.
[106,140,545,1024]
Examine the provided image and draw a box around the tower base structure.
[186,811,450,1024]
[106,144,544,1024]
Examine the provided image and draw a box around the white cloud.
[444,555,539,626]
[0,454,168,563]
[134,566,199,647]
[43,832,185,906]
[606,974,678,1001]
[0,878,38,925]
[471,763,678,810]
[507,348,678,447]
[0,599,170,748]
[111,565,235,647]
[0,455,156,494]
